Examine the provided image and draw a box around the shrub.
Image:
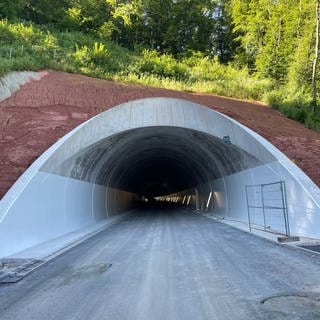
[91,42,109,64]
[73,44,91,66]
[306,112,320,131]
[263,89,284,108]
[43,32,59,50]
[137,49,189,80]
[0,19,15,43]
[10,23,39,44]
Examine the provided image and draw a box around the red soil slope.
[0,71,319,198]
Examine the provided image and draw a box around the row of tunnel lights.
[152,191,214,211]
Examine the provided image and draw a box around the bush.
[0,19,16,43]
[264,86,320,131]
[306,112,320,131]
[263,89,284,108]
[91,42,109,64]
[73,44,90,65]
[137,49,189,80]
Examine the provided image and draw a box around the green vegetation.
[1,0,320,131]
[0,19,274,101]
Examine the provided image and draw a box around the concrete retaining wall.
[0,71,45,102]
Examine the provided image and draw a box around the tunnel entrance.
[1,97,320,258]
[61,126,262,214]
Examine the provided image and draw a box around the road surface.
[1,207,320,319]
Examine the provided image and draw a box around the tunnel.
[1,97,320,258]
[59,126,262,215]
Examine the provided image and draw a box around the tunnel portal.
[1,97,320,258]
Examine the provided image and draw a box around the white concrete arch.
[1,97,320,258]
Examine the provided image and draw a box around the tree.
[229,0,268,69]
[62,0,113,32]
[312,0,320,111]
[287,0,315,93]
[255,0,299,81]
[21,0,70,24]
[211,0,238,63]
[229,0,318,85]
[0,0,26,19]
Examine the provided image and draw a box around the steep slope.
[0,71,319,198]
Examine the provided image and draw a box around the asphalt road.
[1,207,320,320]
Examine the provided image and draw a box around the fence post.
[245,185,252,232]
[280,181,290,236]
[9,48,12,60]
[261,184,267,231]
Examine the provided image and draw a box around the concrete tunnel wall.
[1,97,320,258]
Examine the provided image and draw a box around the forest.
[0,0,320,130]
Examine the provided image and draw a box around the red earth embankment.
[1,71,319,198]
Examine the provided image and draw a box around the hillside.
[1,17,320,133]
[0,71,319,198]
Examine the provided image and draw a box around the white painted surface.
[8,212,131,261]
[0,172,107,257]
[211,161,320,238]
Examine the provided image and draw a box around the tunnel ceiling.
[57,126,262,197]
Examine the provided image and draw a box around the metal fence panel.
[245,181,289,236]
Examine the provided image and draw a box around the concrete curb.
[0,210,134,283]
[0,71,48,103]
[200,212,320,258]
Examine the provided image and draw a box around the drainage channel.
[297,244,320,254]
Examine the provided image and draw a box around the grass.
[1,19,319,131]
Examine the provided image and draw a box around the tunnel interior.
[58,126,262,214]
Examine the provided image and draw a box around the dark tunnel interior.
[59,126,262,212]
